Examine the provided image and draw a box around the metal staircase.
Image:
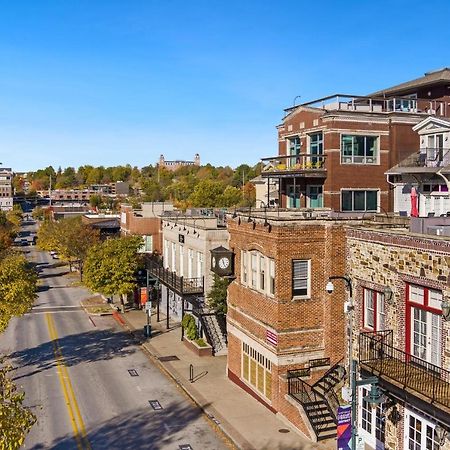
[196,308,228,355]
[288,360,346,441]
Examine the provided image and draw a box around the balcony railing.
[261,154,327,177]
[292,94,447,116]
[359,331,450,410]
[396,148,450,168]
[147,257,204,296]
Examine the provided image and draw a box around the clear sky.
[1,0,450,172]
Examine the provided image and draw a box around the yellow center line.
[46,313,91,450]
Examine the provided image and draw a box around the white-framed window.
[359,387,386,449]
[341,135,378,164]
[259,255,265,291]
[179,245,184,277]
[188,249,194,278]
[241,250,275,296]
[404,408,439,450]
[197,251,204,278]
[292,260,310,297]
[287,136,301,167]
[341,189,378,212]
[363,289,385,331]
[251,253,257,288]
[269,259,275,296]
[163,239,169,269]
[241,250,248,284]
[171,242,176,271]
[242,342,272,400]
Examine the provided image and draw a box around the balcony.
[289,94,447,116]
[359,331,450,416]
[147,256,204,296]
[395,147,450,169]
[261,154,327,179]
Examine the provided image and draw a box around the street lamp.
[326,275,383,450]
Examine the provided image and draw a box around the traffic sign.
[145,301,152,311]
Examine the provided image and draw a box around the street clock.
[210,246,234,277]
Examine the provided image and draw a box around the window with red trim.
[363,289,385,331]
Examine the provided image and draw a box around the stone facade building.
[347,224,450,450]
[158,153,200,172]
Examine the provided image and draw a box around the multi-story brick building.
[0,167,13,211]
[346,221,450,450]
[120,202,173,254]
[261,68,450,213]
[226,209,376,441]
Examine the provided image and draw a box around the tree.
[207,274,229,314]
[83,236,143,310]
[188,179,225,207]
[240,182,256,207]
[219,185,242,207]
[0,362,37,449]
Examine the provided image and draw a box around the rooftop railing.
[289,94,447,116]
[396,147,450,168]
[359,331,450,410]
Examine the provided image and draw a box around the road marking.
[46,313,91,450]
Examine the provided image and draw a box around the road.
[0,220,229,450]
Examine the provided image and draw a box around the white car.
[50,250,57,256]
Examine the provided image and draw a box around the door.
[287,184,301,208]
[411,307,442,366]
[306,185,323,208]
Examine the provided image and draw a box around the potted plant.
[181,314,213,357]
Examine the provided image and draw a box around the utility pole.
[49,175,52,207]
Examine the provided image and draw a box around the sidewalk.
[115,306,336,450]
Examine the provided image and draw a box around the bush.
[195,338,208,347]
[181,314,198,340]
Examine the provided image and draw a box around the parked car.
[52,253,59,259]
[50,250,57,256]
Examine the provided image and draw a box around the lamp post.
[326,275,382,450]
[144,269,152,338]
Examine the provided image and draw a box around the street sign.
[145,301,152,311]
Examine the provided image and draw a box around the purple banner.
[337,405,352,450]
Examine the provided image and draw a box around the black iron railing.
[261,153,327,176]
[147,257,204,295]
[359,331,450,409]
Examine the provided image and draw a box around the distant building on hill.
[158,154,200,172]
[0,168,13,211]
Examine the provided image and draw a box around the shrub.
[181,314,198,340]
[195,338,208,347]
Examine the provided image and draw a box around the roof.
[369,68,450,97]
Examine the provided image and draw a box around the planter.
[183,338,213,357]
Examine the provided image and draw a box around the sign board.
[145,301,152,311]
[140,288,148,305]
[336,405,352,450]
[178,234,185,244]
[266,329,278,346]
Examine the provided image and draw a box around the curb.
[117,311,241,450]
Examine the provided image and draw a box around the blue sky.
[1,0,450,171]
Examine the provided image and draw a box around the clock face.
[218,257,230,270]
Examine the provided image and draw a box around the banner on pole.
[337,405,352,450]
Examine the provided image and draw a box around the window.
[287,136,301,167]
[242,342,272,400]
[309,133,323,165]
[259,255,265,291]
[171,242,176,271]
[292,260,310,297]
[241,250,248,284]
[251,253,257,288]
[197,251,204,278]
[342,190,378,212]
[361,387,373,433]
[269,259,275,295]
[341,135,378,164]
[188,249,194,278]
[179,245,184,277]
[405,409,439,450]
[363,289,385,331]
[359,387,386,448]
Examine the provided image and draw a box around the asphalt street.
[0,220,229,450]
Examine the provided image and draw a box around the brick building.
[0,167,13,211]
[346,223,450,450]
[226,209,370,441]
[261,68,450,213]
[120,202,173,254]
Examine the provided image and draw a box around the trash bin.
[143,325,152,337]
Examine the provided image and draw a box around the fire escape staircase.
[195,307,228,356]
[288,360,346,441]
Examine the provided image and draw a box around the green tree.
[0,362,37,449]
[219,185,242,207]
[207,274,229,314]
[188,179,225,207]
[83,236,143,310]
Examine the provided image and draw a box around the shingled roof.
[369,68,450,97]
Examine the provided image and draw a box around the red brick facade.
[226,214,349,439]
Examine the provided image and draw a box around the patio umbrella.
[410,187,419,217]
